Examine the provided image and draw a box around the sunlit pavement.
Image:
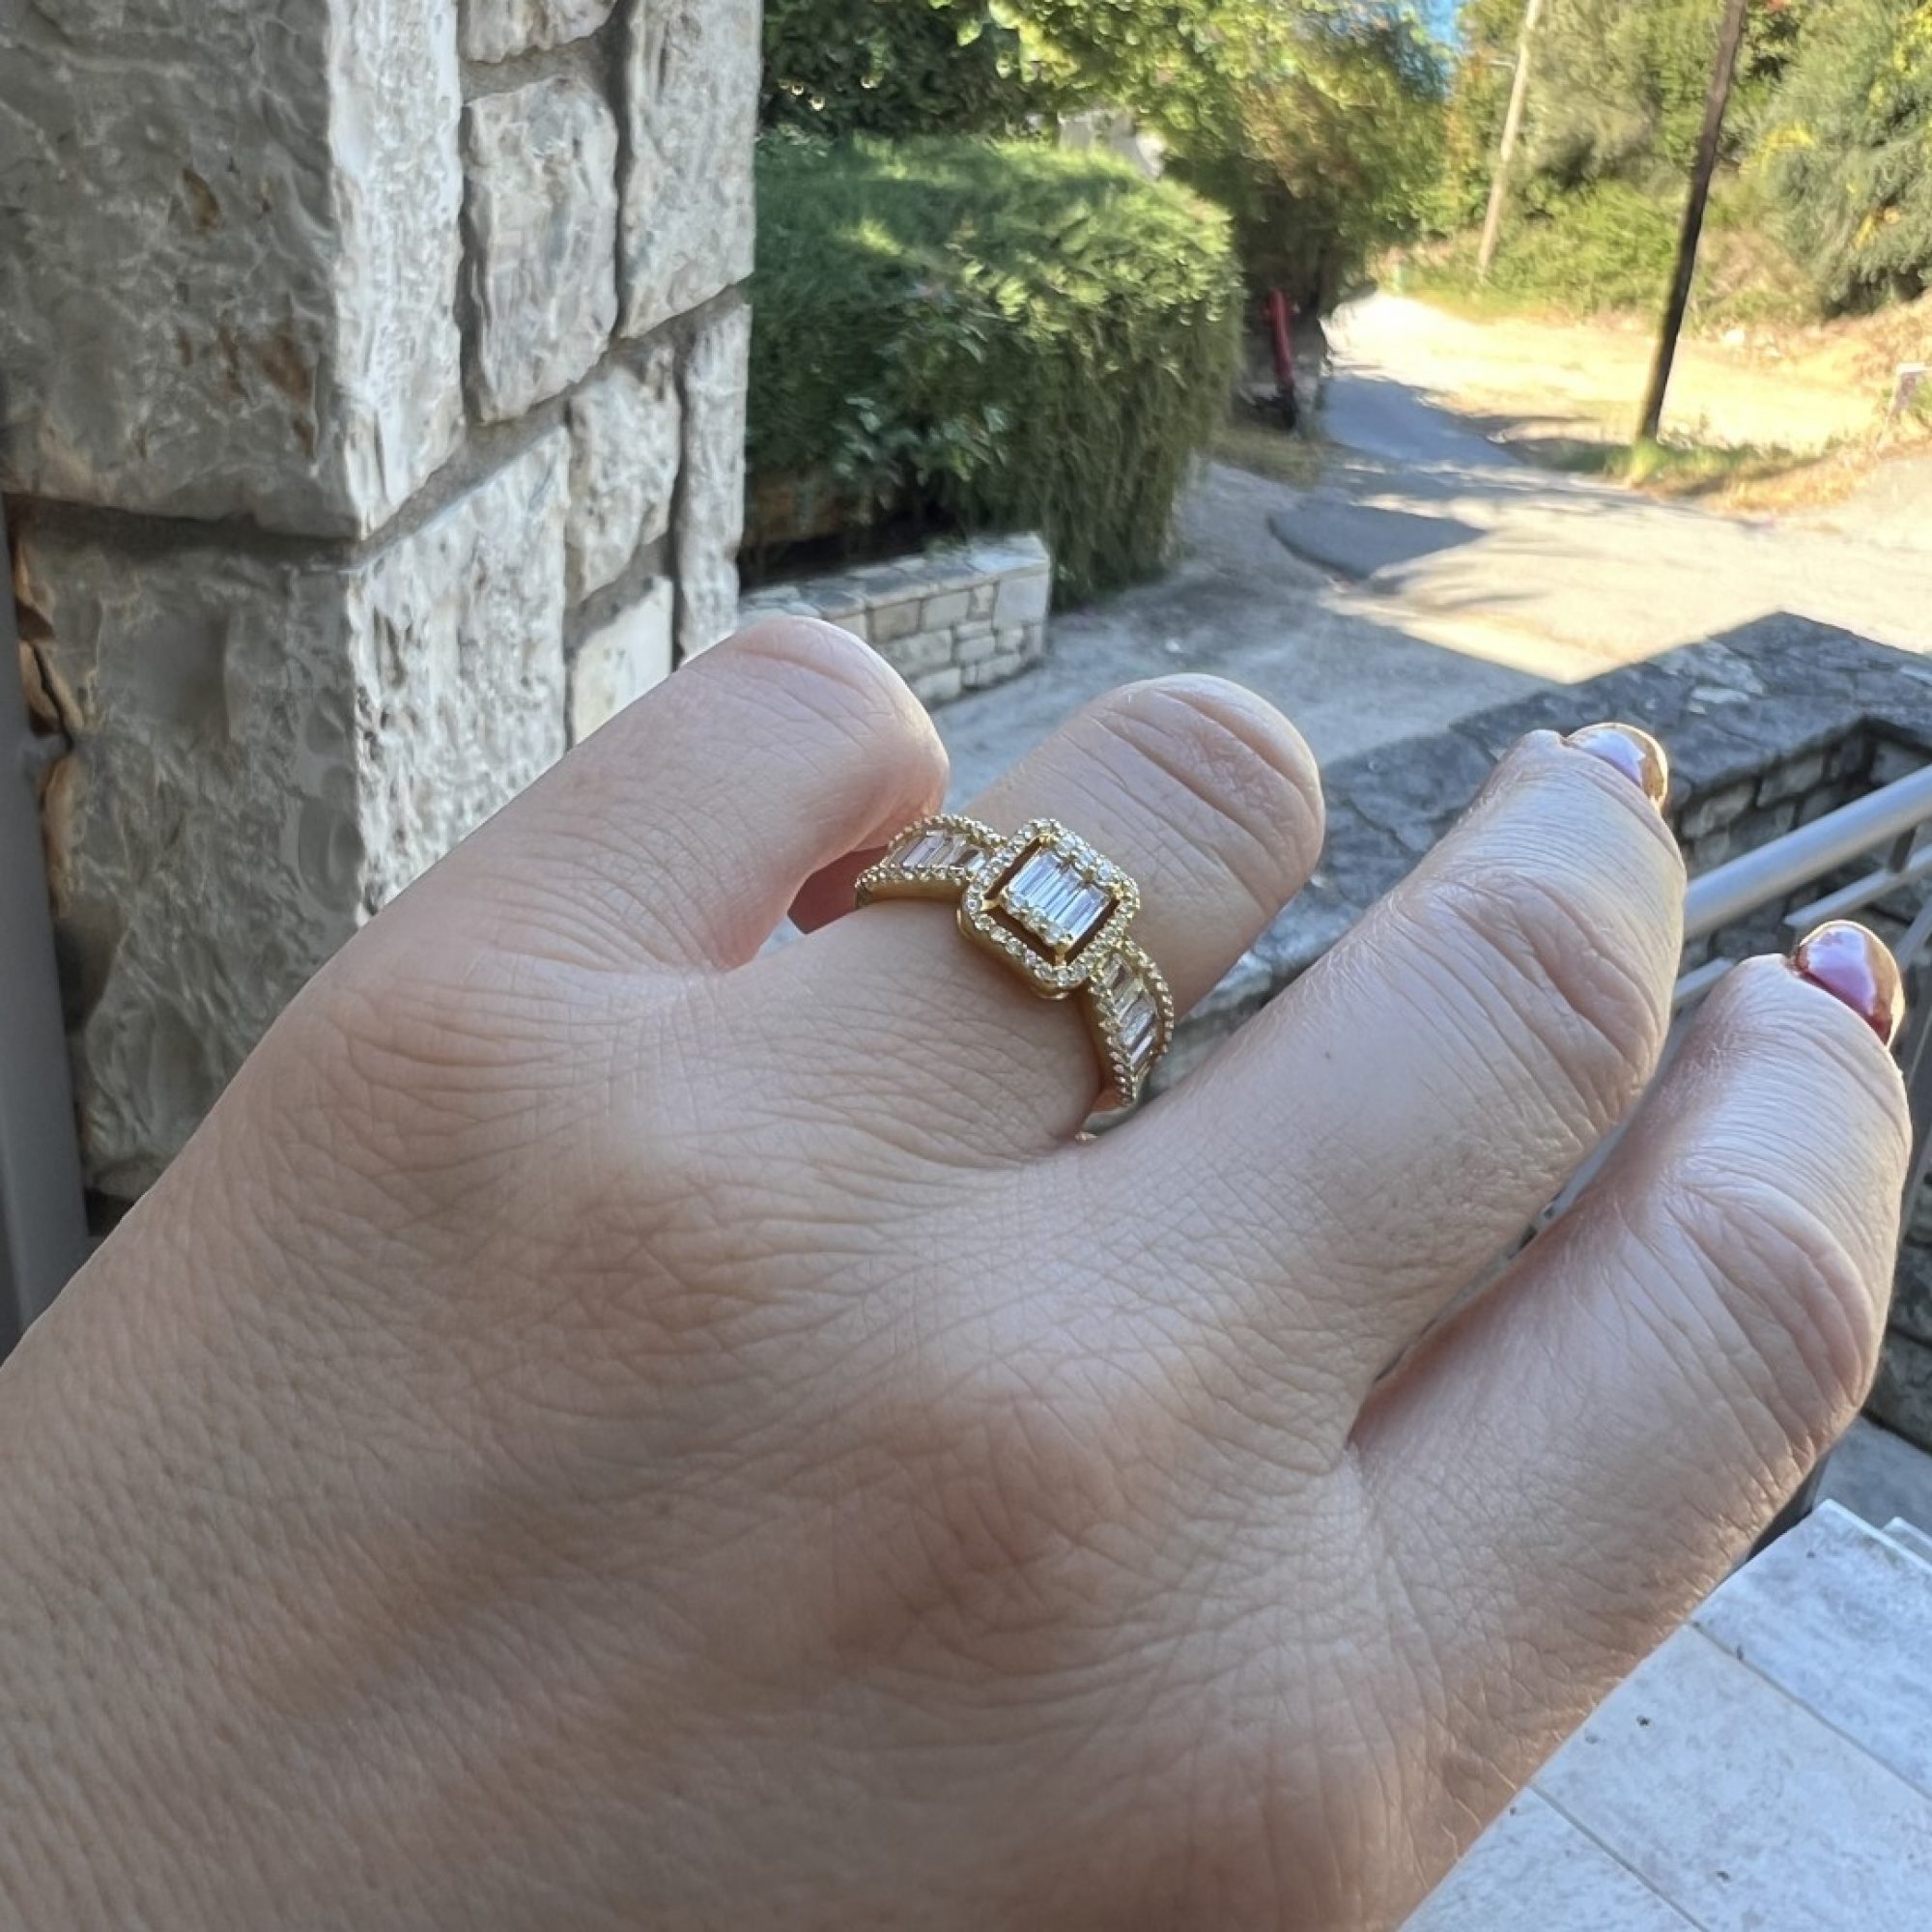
[941,293,1929,800]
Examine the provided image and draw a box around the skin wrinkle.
[1082,696,1321,925]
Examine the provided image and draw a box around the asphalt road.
[940,296,1931,800]
[1289,298,1932,675]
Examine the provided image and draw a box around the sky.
[1424,0,1462,43]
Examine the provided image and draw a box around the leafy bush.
[761,0,1026,138]
[1495,181,1681,309]
[1405,172,1822,326]
[750,136,1242,602]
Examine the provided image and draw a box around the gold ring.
[856,815,1176,1111]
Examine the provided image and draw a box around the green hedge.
[749,136,1242,603]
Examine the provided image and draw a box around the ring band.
[856,814,1176,1110]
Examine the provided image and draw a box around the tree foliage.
[1755,0,1932,305]
[762,2,1029,137]
[759,1,1448,305]
[1441,0,1804,217]
[1434,0,1932,318]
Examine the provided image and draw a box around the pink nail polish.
[1792,921,1906,1048]
[1564,723,1670,812]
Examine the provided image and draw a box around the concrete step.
[1882,1515,1932,1571]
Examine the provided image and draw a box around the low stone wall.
[740,535,1053,710]
[1163,614,1932,1452]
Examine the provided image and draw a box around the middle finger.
[1097,725,1685,1421]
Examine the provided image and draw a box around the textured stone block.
[995,569,1053,628]
[922,589,974,631]
[463,76,619,422]
[1871,738,1927,787]
[565,343,681,603]
[1758,750,1829,807]
[871,601,923,646]
[0,0,463,538]
[964,651,1027,691]
[17,436,569,1202]
[461,0,615,63]
[911,666,965,709]
[570,581,674,741]
[1679,780,1755,840]
[619,0,760,336]
[1872,1332,1932,1451]
[881,634,955,679]
[676,303,752,657]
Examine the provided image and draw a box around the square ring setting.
[959,820,1140,996]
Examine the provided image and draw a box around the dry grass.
[1210,418,1329,490]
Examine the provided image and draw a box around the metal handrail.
[1620,758,1932,1548]
[0,533,91,1350]
[1683,763,1932,945]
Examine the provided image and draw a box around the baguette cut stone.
[1119,989,1160,1069]
[897,829,982,873]
[1002,847,1115,955]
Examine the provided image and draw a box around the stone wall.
[739,535,1053,710]
[2,0,762,1210]
[1163,615,1932,1454]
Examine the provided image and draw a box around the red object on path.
[1265,289,1296,394]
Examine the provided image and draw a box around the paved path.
[939,295,1931,800]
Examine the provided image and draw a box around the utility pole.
[1638,0,1751,443]
[1477,0,1545,281]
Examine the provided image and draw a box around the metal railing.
[1589,755,1932,1548]
[0,532,90,1353]
[1678,758,1932,1195]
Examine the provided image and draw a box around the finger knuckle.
[1666,1160,1890,1439]
[725,616,938,751]
[1092,677,1325,905]
[1423,863,1672,1131]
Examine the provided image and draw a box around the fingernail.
[1565,723,1670,811]
[1792,921,1907,1048]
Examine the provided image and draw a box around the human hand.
[0,626,1908,1928]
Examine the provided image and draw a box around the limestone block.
[964,651,1027,691]
[17,436,569,1203]
[911,666,965,709]
[871,601,923,646]
[921,589,974,631]
[881,634,955,679]
[619,0,760,336]
[995,569,1054,629]
[464,77,619,423]
[675,303,752,658]
[0,0,463,537]
[570,581,675,741]
[565,343,681,603]
[461,0,615,63]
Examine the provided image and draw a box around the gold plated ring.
[857,814,1176,1111]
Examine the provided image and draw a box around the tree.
[1757,0,1932,307]
[759,1,1449,309]
[1439,0,1809,210]
[761,1,1028,137]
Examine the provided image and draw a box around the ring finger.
[759,675,1327,1157]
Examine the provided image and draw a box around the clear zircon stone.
[1003,848,1114,952]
